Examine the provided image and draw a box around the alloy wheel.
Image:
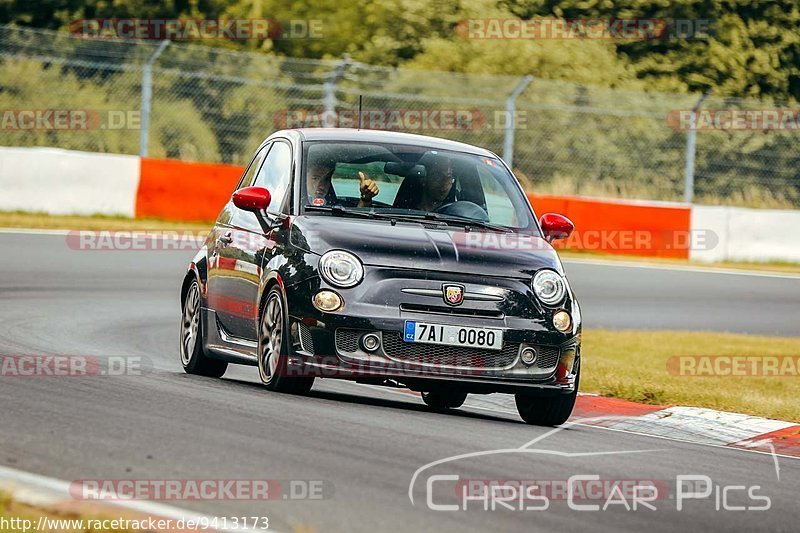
[259,294,283,382]
[181,282,200,366]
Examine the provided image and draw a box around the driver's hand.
[358,171,379,202]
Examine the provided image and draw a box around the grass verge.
[582,329,800,422]
[0,211,209,231]
[0,491,137,533]
[560,250,800,275]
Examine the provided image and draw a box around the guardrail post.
[322,56,350,128]
[683,91,711,203]
[139,40,170,157]
[503,75,533,168]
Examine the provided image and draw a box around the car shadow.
[218,375,519,424]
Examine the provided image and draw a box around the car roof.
[269,128,498,158]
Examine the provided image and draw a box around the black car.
[180,128,581,425]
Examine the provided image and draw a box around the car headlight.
[319,250,364,288]
[532,269,566,306]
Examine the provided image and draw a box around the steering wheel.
[434,201,490,221]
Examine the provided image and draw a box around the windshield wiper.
[304,205,415,225]
[304,205,376,219]
[394,212,512,233]
[303,205,511,232]
[304,206,457,231]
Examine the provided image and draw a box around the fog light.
[553,310,572,332]
[520,346,537,366]
[361,333,381,352]
[313,290,343,312]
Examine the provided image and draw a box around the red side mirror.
[232,186,271,212]
[539,213,574,242]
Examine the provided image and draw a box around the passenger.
[306,158,379,208]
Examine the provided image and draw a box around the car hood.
[290,215,563,279]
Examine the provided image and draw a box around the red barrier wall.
[136,158,244,221]
[529,194,692,258]
[135,157,691,258]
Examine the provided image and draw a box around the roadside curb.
[572,395,800,458]
[392,389,800,458]
[0,465,265,533]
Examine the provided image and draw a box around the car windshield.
[301,141,535,230]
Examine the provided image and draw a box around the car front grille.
[335,328,560,371]
[382,333,519,369]
[335,329,360,353]
[399,303,504,319]
[534,345,560,370]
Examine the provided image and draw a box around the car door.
[208,140,294,340]
[207,142,269,340]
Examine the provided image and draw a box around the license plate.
[403,321,503,351]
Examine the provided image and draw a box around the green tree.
[0,58,218,159]
[500,0,800,100]
[0,0,229,29]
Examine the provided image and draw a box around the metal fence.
[1,24,798,208]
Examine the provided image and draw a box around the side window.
[253,141,292,212]
[238,143,270,189]
[216,144,269,227]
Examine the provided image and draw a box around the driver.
[414,157,457,212]
[306,158,379,208]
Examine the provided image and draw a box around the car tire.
[258,286,314,394]
[180,280,228,378]
[515,364,579,426]
[421,391,468,410]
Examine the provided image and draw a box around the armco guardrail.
[6,145,800,262]
[136,157,242,221]
[0,146,140,216]
[692,206,800,263]
[530,194,691,259]
[13,145,800,262]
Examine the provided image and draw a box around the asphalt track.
[1,231,799,532]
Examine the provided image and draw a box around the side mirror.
[539,213,574,242]
[233,186,271,212]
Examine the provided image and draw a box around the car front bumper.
[284,275,581,395]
